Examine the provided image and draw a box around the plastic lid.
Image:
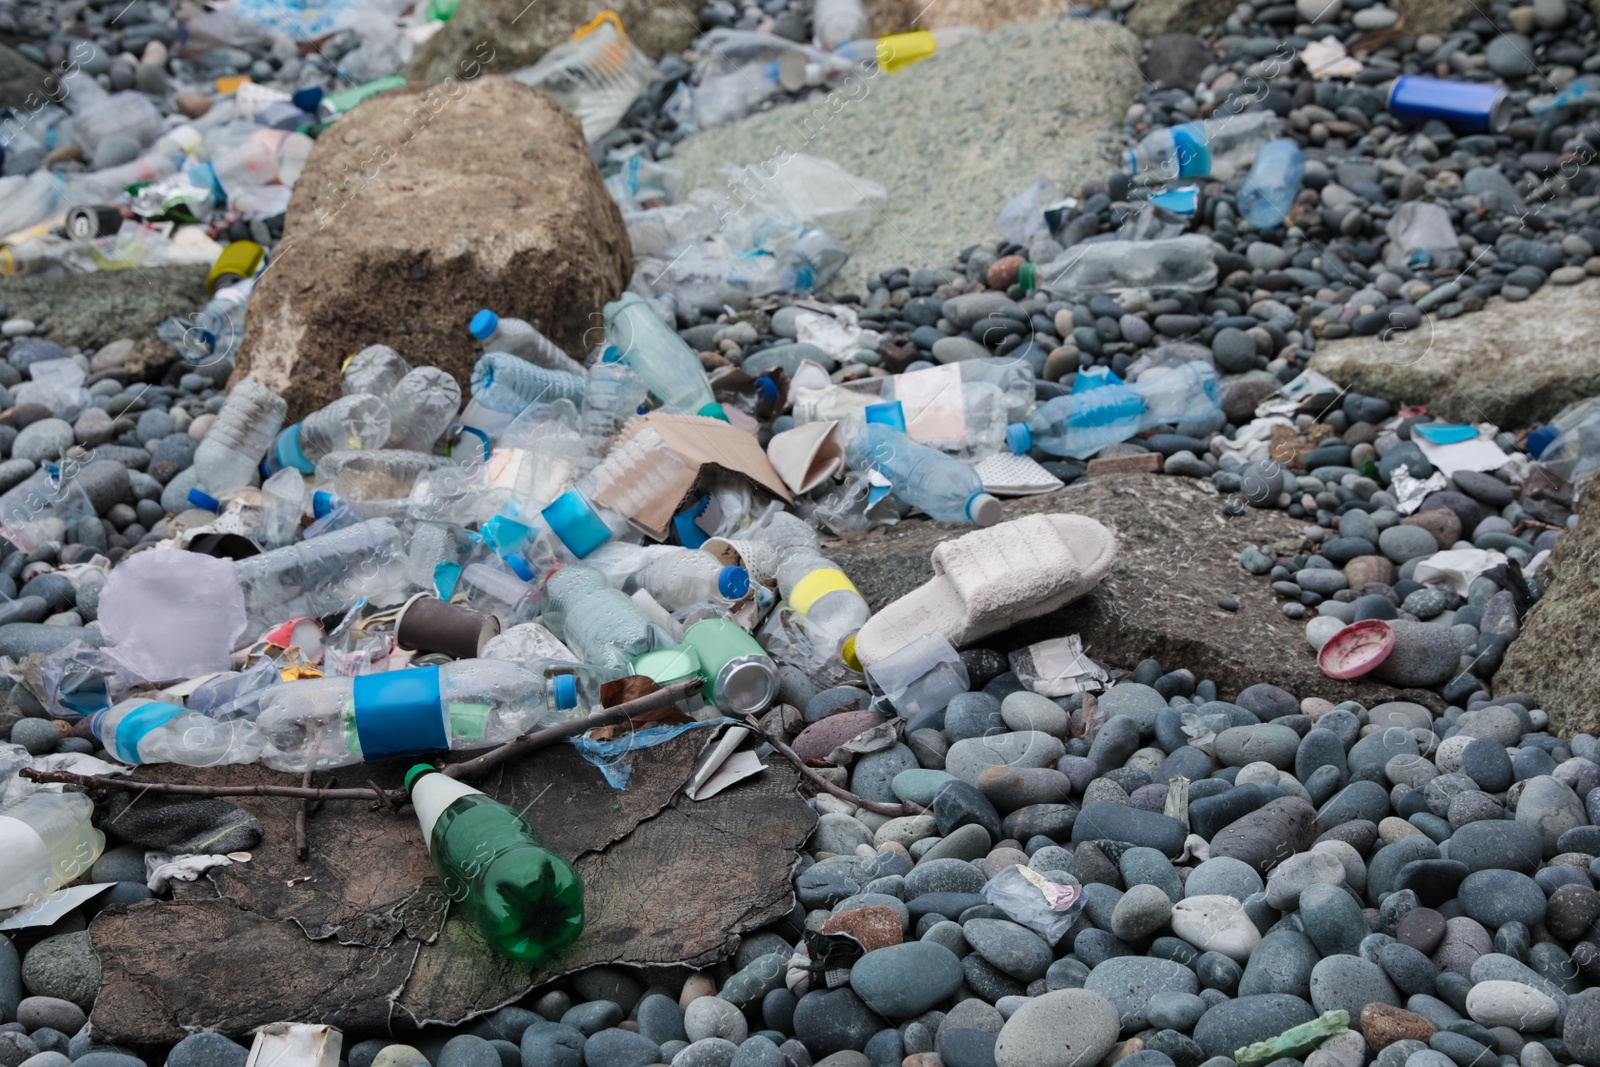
[1528,425,1557,459]
[1006,422,1032,454]
[404,763,437,793]
[864,401,907,431]
[505,553,535,582]
[1319,619,1396,680]
[542,488,611,559]
[966,493,1002,527]
[841,635,862,674]
[187,488,220,512]
[718,565,750,600]
[311,489,336,519]
[551,673,578,711]
[697,401,732,422]
[291,86,323,112]
[469,309,498,340]
[600,345,622,364]
[755,376,779,404]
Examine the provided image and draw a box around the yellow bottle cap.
[877,30,937,73]
[206,240,266,296]
[841,634,862,674]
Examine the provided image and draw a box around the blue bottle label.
[352,666,449,760]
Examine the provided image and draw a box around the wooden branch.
[295,770,312,862]
[18,770,405,806]
[745,715,928,818]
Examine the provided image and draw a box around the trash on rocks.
[1037,234,1221,297]
[1411,423,1512,476]
[1008,633,1108,696]
[1411,547,1511,594]
[1234,1010,1350,1067]
[1124,109,1283,181]
[1387,75,1512,134]
[245,1023,342,1067]
[981,863,1085,944]
[145,852,236,892]
[509,12,658,141]
[1238,140,1304,230]
[0,792,103,909]
[1388,462,1451,513]
[1299,37,1363,79]
[996,175,1067,246]
[1316,617,1394,680]
[1383,201,1462,270]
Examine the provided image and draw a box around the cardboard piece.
[612,414,793,539]
[768,421,846,495]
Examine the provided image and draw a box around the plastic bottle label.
[352,666,448,760]
[788,568,860,616]
[94,701,187,765]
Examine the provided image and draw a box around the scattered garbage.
[1387,75,1512,134]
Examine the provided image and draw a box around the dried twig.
[746,715,927,818]
[18,770,405,806]
[295,769,312,862]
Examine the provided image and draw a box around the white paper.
[686,726,766,801]
[0,883,114,930]
[1414,433,1511,477]
[1413,548,1508,595]
[247,1023,342,1067]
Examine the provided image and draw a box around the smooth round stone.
[1433,917,1493,977]
[1457,871,1546,929]
[1097,684,1168,731]
[1378,526,1439,564]
[1214,724,1301,769]
[1085,956,1198,1032]
[1265,851,1346,910]
[993,989,1120,1067]
[792,988,880,1056]
[11,420,73,464]
[1185,857,1263,902]
[894,770,956,807]
[672,1038,737,1067]
[1447,821,1542,875]
[1376,942,1436,997]
[1514,776,1586,856]
[1147,991,1208,1032]
[1396,908,1447,954]
[964,918,1053,982]
[1486,33,1535,76]
[1459,738,1513,793]
[1372,622,1460,689]
[1110,884,1174,942]
[1301,883,1367,958]
[369,1047,428,1067]
[849,942,963,1019]
[1171,896,1259,961]
[1192,995,1316,1059]
[945,692,1005,742]
[1308,954,1401,1018]
[685,998,748,1045]
[946,733,1066,785]
[1000,692,1069,737]
[1464,981,1558,1031]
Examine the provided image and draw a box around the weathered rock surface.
[668,18,1140,290]
[865,0,1085,33]
[1312,281,1600,427]
[830,472,1441,708]
[0,268,208,355]
[233,77,629,420]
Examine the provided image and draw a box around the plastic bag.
[69,91,162,155]
[995,175,1064,246]
[981,864,1085,945]
[719,154,886,245]
[13,359,90,420]
[1384,201,1460,270]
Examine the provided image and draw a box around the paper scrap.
[247,1023,342,1067]
[794,306,863,362]
[685,725,767,801]
[614,413,794,539]
[1413,431,1510,477]
[1301,36,1363,79]
[0,883,114,930]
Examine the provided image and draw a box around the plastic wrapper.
[1384,201,1461,271]
[1008,635,1108,698]
[12,359,90,420]
[510,12,656,141]
[1537,396,1600,488]
[42,644,147,717]
[981,864,1085,945]
[1039,235,1220,297]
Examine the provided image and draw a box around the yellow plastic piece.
[206,240,265,295]
[788,568,860,616]
[877,30,937,73]
[216,75,252,94]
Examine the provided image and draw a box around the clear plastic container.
[845,413,1002,526]
[863,632,969,720]
[386,367,461,451]
[90,699,264,767]
[1037,234,1221,298]
[0,466,99,553]
[631,549,750,611]
[342,344,410,398]
[469,310,587,377]
[542,563,671,673]
[776,553,871,670]
[456,560,541,625]
[1125,110,1283,181]
[255,659,584,772]
[470,352,587,415]
[259,466,307,547]
[194,379,288,495]
[312,450,446,517]
[507,11,656,141]
[1238,139,1305,230]
[0,792,105,910]
[269,394,392,475]
[1007,361,1221,459]
[603,292,724,419]
[232,517,411,634]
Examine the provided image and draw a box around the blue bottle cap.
[551,673,578,711]
[864,401,906,431]
[291,86,323,113]
[311,489,336,518]
[718,565,750,600]
[1527,425,1557,459]
[274,424,313,474]
[1006,422,1032,454]
[505,553,535,581]
[542,488,611,559]
[187,488,220,511]
[755,376,779,404]
[469,309,498,340]
[600,345,623,364]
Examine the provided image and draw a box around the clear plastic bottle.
[542,564,671,673]
[581,358,648,452]
[194,379,288,495]
[259,466,307,547]
[813,0,869,51]
[386,367,462,451]
[255,659,590,772]
[1237,139,1305,230]
[776,553,871,670]
[90,698,264,766]
[603,292,726,420]
[232,517,411,634]
[1006,361,1221,458]
[470,310,587,377]
[844,417,1002,525]
[342,344,410,398]
[631,550,750,611]
[471,352,587,415]
[536,426,688,561]
[157,274,257,366]
[0,792,105,910]
[456,559,541,625]
[405,764,584,964]
[312,450,446,517]
[1037,234,1220,299]
[804,378,1012,459]
[268,394,392,475]
[1125,110,1283,180]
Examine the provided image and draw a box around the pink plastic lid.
[1319,619,1395,680]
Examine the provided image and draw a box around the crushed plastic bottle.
[469,310,588,377]
[342,344,410,398]
[471,352,587,415]
[580,359,648,452]
[844,407,1003,526]
[537,426,690,561]
[454,560,541,625]
[194,379,289,495]
[385,368,462,452]
[543,564,672,673]
[1237,139,1305,230]
[1125,110,1283,181]
[232,517,411,635]
[0,465,99,553]
[1006,361,1221,459]
[406,764,584,964]
[90,699,264,766]
[1036,234,1220,298]
[268,394,392,475]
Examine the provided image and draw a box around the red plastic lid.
[1319,619,1396,680]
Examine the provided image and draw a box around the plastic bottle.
[506,10,655,141]
[580,358,648,452]
[89,699,264,766]
[405,764,584,964]
[0,792,105,910]
[538,426,689,560]
[232,517,410,634]
[386,367,462,451]
[455,560,541,625]
[193,380,288,495]
[255,659,591,772]
[833,27,981,73]
[603,292,726,420]
[813,0,869,50]
[259,466,307,547]
[342,344,410,398]
[776,553,871,670]
[1125,110,1283,180]
[631,550,750,611]
[312,450,445,517]
[471,352,587,415]
[268,394,392,475]
[1237,139,1305,230]
[844,410,1003,526]
[470,310,587,377]
[1036,234,1220,299]
[1006,361,1221,458]
[0,465,98,553]
[798,377,1012,459]
[157,274,258,366]
[542,564,671,673]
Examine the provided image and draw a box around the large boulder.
[405,0,696,85]
[233,77,629,420]
[1311,280,1600,428]
[1498,468,1600,734]
[667,17,1140,290]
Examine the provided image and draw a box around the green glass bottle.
[405,765,585,964]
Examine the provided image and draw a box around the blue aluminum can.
[1388,76,1511,133]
